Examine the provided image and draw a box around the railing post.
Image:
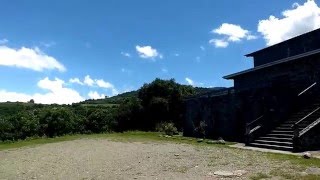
[245,123,251,145]
[293,124,300,152]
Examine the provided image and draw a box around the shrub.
[0,117,14,141]
[85,108,117,133]
[156,122,178,136]
[38,107,77,137]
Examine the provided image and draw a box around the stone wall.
[183,91,244,141]
[296,123,320,152]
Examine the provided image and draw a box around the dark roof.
[245,28,320,57]
[224,48,320,79]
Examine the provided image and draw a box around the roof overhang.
[223,48,320,80]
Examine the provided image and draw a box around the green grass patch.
[266,152,320,168]
[0,132,230,151]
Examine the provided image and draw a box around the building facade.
[184,29,320,152]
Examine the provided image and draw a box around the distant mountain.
[80,90,138,105]
[80,87,227,105]
[194,87,226,95]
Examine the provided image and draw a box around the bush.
[116,97,143,131]
[85,108,117,133]
[0,117,14,141]
[156,122,178,136]
[38,107,77,137]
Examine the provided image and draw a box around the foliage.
[0,78,203,142]
[138,78,195,130]
[38,107,77,137]
[156,122,178,136]
[116,97,143,131]
[85,108,117,133]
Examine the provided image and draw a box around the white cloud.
[200,46,205,51]
[212,23,257,42]
[0,46,66,72]
[209,39,229,48]
[174,53,180,57]
[258,0,320,46]
[0,39,8,44]
[185,77,194,86]
[210,23,256,48]
[161,68,168,73]
[69,78,84,85]
[0,77,84,104]
[121,68,132,75]
[88,91,105,100]
[121,52,131,57]
[84,75,95,86]
[135,45,161,59]
[96,79,114,89]
[70,75,119,96]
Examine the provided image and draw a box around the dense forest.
[0,78,224,141]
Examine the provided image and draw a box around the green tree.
[138,78,195,130]
[116,97,143,131]
[38,107,77,137]
[85,108,117,133]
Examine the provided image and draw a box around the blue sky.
[0,0,319,104]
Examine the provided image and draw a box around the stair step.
[267,133,293,138]
[249,143,293,151]
[271,130,293,134]
[277,126,304,130]
[280,124,294,127]
[276,127,292,130]
[254,140,293,146]
[259,137,292,142]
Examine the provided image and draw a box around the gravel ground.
[0,138,317,180]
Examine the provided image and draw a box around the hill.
[80,87,226,105]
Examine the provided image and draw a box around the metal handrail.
[298,82,317,96]
[300,117,320,137]
[247,115,264,127]
[292,107,320,128]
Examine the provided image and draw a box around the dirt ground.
[0,138,319,180]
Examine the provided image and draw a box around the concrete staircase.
[248,101,320,151]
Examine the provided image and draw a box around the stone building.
[184,28,320,152]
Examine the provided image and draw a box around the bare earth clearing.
[0,138,320,180]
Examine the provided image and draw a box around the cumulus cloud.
[0,46,66,72]
[69,78,84,85]
[209,23,256,48]
[209,39,229,48]
[161,68,168,73]
[135,45,161,59]
[84,75,95,86]
[258,0,320,46]
[0,77,84,104]
[121,68,132,75]
[185,77,194,86]
[0,39,8,44]
[96,79,114,89]
[88,91,105,100]
[121,52,131,58]
[69,75,119,96]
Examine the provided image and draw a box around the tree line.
[0,78,196,141]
